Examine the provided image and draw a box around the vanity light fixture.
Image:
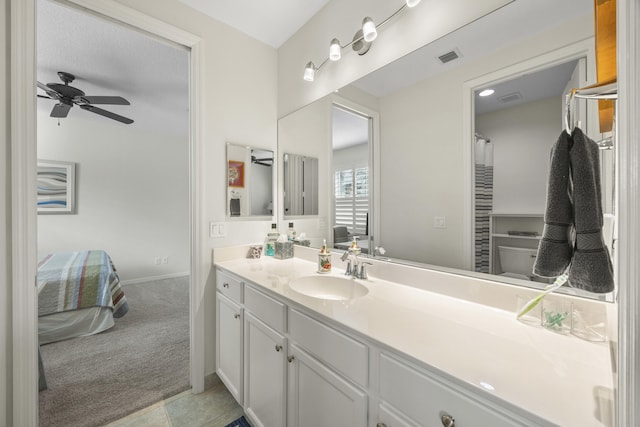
[329,38,342,61]
[362,17,377,42]
[479,89,495,97]
[304,61,317,82]
[303,0,422,81]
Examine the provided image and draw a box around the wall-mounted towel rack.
[564,79,618,136]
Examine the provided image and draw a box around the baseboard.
[120,271,190,285]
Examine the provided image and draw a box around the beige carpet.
[39,276,190,427]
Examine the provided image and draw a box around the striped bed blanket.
[37,250,129,318]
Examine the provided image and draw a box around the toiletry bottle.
[287,222,297,241]
[318,239,332,273]
[265,223,278,257]
[349,236,361,255]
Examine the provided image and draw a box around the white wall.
[37,112,189,282]
[476,96,561,214]
[106,0,279,377]
[333,143,368,171]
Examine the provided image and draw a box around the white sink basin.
[289,275,369,301]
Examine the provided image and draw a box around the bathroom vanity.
[214,246,614,427]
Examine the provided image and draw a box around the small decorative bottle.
[265,223,278,257]
[318,239,332,273]
[287,222,297,241]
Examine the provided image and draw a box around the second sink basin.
[289,275,369,301]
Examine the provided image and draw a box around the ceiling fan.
[37,71,134,124]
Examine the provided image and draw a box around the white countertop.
[215,254,614,427]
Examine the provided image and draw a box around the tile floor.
[106,377,244,427]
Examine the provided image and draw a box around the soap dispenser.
[318,239,332,273]
[349,236,361,255]
[287,222,297,241]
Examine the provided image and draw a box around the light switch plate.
[210,221,227,238]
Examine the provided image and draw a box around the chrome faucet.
[341,250,372,279]
[341,250,360,278]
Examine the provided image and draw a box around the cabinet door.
[244,313,287,427]
[216,292,243,405]
[287,344,367,427]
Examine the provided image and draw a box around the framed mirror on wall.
[226,143,274,218]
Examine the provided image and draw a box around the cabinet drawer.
[216,269,243,303]
[245,284,287,333]
[379,353,527,427]
[289,308,368,387]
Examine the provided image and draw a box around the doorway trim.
[11,0,204,424]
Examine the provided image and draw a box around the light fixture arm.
[303,1,418,81]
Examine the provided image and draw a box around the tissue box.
[275,241,294,259]
[294,239,311,247]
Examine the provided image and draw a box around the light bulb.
[406,0,421,7]
[303,62,316,82]
[362,17,377,42]
[479,89,495,97]
[329,38,341,61]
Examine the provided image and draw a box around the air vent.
[498,92,523,103]
[437,48,462,64]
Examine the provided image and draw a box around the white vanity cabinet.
[243,284,288,427]
[215,268,244,405]
[287,343,368,427]
[287,308,369,427]
[377,352,531,427]
[214,266,552,427]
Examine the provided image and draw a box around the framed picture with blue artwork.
[37,160,76,214]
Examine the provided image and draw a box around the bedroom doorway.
[26,0,204,425]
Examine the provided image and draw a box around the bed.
[37,250,129,345]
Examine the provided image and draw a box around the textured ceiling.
[37,0,189,136]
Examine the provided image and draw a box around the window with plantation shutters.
[335,167,369,235]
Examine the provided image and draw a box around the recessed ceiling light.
[479,89,495,97]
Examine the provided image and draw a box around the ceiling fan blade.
[50,103,71,118]
[76,96,130,105]
[80,104,134,124]
[37,81,60,98]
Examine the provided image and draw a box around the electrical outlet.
[162,256,169,264]
[434,216,446,229]
[154,257,161,265]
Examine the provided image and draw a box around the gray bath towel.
[567,127,614,293]
[533,130,574,277]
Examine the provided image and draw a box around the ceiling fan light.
[406,0,421,7]
[329,38,341,61]
[304,61,316,82]
[362,17,377,42]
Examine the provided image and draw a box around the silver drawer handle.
[275,345,283,352]
[223,282,229,288]
[287,356,295,363]
[441,413,455,427]
[376,423,387,427]
[233,313,240,319]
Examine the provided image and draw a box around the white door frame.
[10,0,205,425]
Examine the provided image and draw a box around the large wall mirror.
[278,0,616,300]
[226,143,274,218]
